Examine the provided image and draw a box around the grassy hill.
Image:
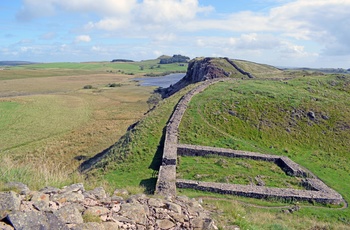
[1,56,349,229]
[87,58,350,229]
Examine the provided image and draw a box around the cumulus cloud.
[13,0,350,66]
[137,0,212,24]
[229,33,281,50]
[75,35,91,43]
[87,18,127,31]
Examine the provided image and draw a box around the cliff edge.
[158,57,252,98]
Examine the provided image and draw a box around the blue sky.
[1,0,350,68]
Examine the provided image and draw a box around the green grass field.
[177,156,304,189]
[0,59,187,80]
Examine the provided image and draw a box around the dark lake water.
[133,73,185,88]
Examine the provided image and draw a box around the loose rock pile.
[0,182,218,230]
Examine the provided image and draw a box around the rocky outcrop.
[0,183,218,230]
[159,57,246,98]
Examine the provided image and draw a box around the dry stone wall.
[155,69,344,205]
[155,79,227,196]
[176,180,343,205]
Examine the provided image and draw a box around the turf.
[178,74,350,228]
[177,156,304,189]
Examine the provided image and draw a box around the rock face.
[159,57,248,98]
[0,183,218,230]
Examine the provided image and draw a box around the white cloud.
[136,0,212,24]
[75,35,91,43]
[12,0,350,67]
[88,18,128,31]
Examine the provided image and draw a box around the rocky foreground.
[0,182,219,230]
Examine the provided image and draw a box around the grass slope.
[88,84,198,193]
[178,74,350,228]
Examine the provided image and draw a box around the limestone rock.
[51,191,84,203]
[166,202,182,214]
[7,211,69,230]
[84,207,109,217]
[84,187,106,200]
[148,198,165,208]
[156,219,175,229]
[4,182,30,195]
[54,204,84,224]
[119,203,148,225]
[0,191,21,219]
[61,183,85,194]
[31,192,50,211]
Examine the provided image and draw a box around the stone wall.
[177,144,315,179]
[155,79,227,196]
[224,57,255,79]
[176,180,343,205]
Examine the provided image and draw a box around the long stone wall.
[155,63,344,205]
[155,79,227,196]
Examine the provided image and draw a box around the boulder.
[4,182,30,195]
[7,211,69,230]
[0,191,21,219]
[54,204,84,224]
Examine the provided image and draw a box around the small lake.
[133,73,185,88]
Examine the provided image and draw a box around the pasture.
[0,59,187,189]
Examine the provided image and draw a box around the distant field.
[0,59,187,80]
[0,60,166,189]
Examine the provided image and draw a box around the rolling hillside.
[85,58,350,229]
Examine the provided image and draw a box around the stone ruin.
[155,62,344,205]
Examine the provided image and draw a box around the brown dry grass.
[0,71,153,190]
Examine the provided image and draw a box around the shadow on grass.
[140,126,167,194]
